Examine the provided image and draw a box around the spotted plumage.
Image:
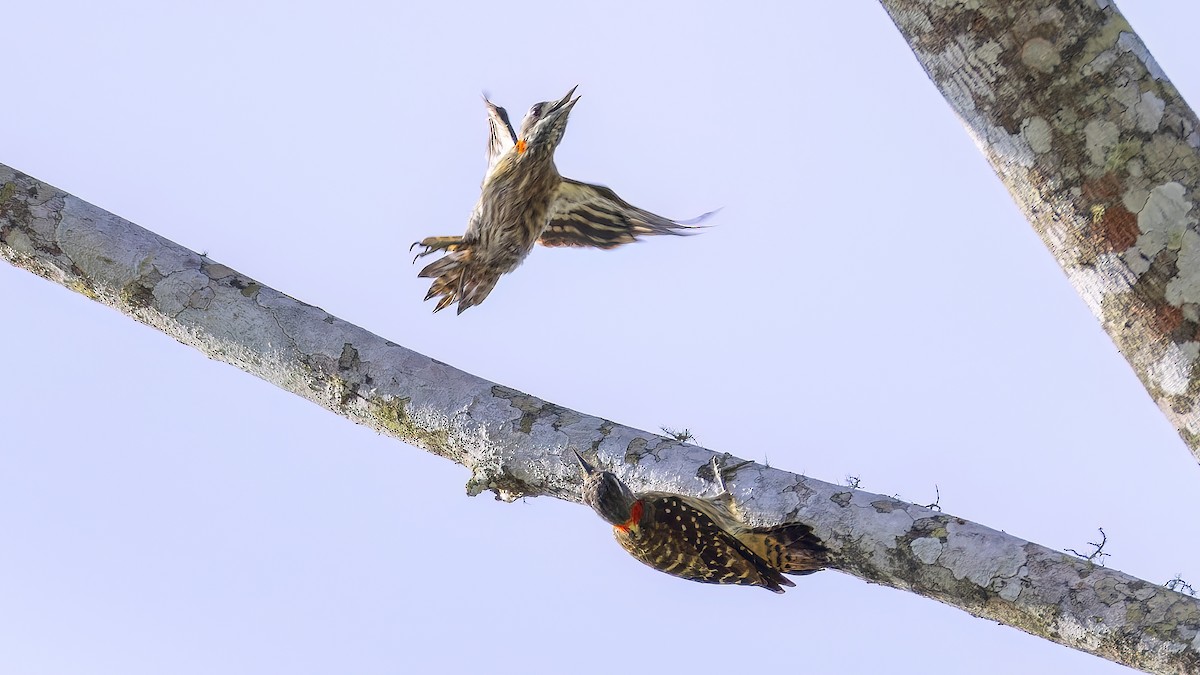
[411,86,714,314]
[573,451,828,593]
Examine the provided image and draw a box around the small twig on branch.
[1166,574,1197,597]
[922,485,942,512]
[660,426,695,444]
[1066,528,1110,566]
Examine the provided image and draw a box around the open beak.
[546,85,580,119]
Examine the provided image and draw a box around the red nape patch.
[615,500,644,533]
[515,140,527,154]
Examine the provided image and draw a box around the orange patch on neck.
[615,499,644,533]
[515,140,527,154]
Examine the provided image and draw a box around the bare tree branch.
[879,0,1200,460]
[3,164,1198,672]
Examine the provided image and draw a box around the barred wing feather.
[539,178,714,249]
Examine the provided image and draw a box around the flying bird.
[412,86,714,314]
[573,451,828,593]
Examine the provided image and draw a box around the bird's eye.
[530,104,543,117]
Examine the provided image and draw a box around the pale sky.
[4,1,1199,673]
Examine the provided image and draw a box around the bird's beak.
[482,94,509,120]
[572,450,597,476]
[547,85,580,118]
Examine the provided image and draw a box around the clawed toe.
[410,236,464,264]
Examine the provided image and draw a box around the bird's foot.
[707,454,753,496]
[410,236,464,263]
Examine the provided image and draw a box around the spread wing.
[538,178,715,249]
[484,97,517,179]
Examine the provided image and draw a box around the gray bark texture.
[879,0,1200,459]
[2,164,1199,672]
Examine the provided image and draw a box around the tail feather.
[738,522,829,576]
[418,250,502,314]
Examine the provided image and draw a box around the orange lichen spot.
[1082,173,1122,203]
[1079,173,1140,251]
[515,140,527,154]
[1094,203,1139,251]
[1155,304,1184,335]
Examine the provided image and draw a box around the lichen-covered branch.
[1,164,1197,673]
[879,0,1200,460]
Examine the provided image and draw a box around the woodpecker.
[573,451,828,593]
[412,86,714,314]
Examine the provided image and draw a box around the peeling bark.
[879,0,1200,460]
[2,164,1198,672]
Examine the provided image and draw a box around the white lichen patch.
[933,35,1005,111]
[1123,245,1152,276]
[152,269,211,316]
[1168,230,1200,306]
[986,124,1036,168]
[973,39,1004,72]
[1133,586,1158,602]
[1083,48,1118,78]
[1148,342,1200,396]
[932,0,981,9]
[1084,119,1121,167]
[1065,254,1137,316]
[937,523,1027,588]
[1123,184,1150,214]
[911,537,944,564]
[1112,81,1142,112]
[1133,229,1168,265]
[1020,37,1061,73]
[942,78,979,116]
[995,565,1027,601]
[1136,182,1193,255]
[1145,134,1196,178]
[735,475,806,526]
[1117,32,1167,81]
[1021,116,1054,154]
[1131,91,1166,133]
[815,489,917,552]
[4,228,34,255]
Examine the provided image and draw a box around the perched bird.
[573,451,828,593]
[412,86,714,314]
